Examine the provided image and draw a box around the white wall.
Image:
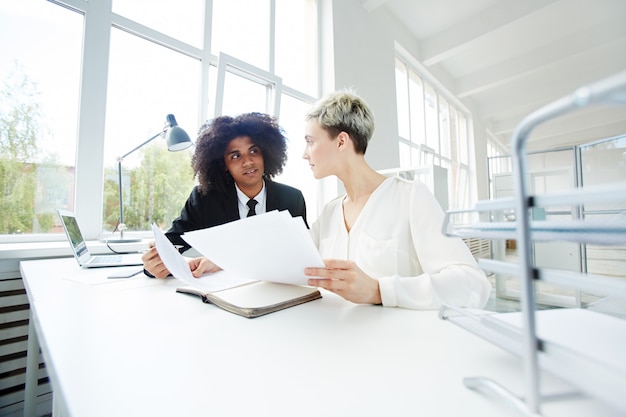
[324,0,401,171]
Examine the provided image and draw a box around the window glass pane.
[275,0,317,96]
[212,0,270,70]
[408,70,424,145]
[104,28,200,233]
[459,113,469,164]
[220,72,268,116]
[424,83,439,153]
[276,94,318,221]
[580,135,626,187]
[0,1,82,235]
[449,106,458,161]
[112,0,204,48]
[394,59,409,140]
[439,96,450,159]
[457,167,469,215]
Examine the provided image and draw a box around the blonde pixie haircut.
[305,90,375,154]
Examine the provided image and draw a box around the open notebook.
[57,209,143,268]
[152,222,321,318]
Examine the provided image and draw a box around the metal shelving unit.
[439,70,626,416]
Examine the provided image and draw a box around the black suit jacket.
[165,180,308,253]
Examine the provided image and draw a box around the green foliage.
[0,66,42,234]
[1,63,196,235]
[103,143,196,232]
[36,211,56,233]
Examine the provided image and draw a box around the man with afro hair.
[143,112,307,279]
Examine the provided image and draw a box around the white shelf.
[441,306,626,413]
[440,70,626,416]
[443,182,626,245]
[478,259,626,298]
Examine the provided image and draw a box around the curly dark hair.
[191,112,288,194]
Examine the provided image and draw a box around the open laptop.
[57,209,144,268]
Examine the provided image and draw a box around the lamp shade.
[165,114,193,151]
[166,126,193,151]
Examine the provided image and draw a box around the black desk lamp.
[109,114,192,243]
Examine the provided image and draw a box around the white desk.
[20,258,620,417]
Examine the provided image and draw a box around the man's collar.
[235,180,266,206]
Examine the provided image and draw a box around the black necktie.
[246,199,258,217]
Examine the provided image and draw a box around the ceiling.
[362,0,626,152]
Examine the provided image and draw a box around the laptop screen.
[58,211,90,259]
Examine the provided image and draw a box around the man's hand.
[141,241,171,278]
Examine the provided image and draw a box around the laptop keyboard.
[91,255,122,264]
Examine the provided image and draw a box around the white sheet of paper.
[151,224,254,292]
[181,210,325,285]
[61,268,146,286]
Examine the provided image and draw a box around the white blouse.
[310,176,491,310]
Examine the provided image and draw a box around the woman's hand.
[305,259,382,305]
[188,257,222,278]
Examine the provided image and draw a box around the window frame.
[1,0,320,243]
[394,45,477,215]
[214,52,283,118]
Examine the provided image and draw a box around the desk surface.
[20,258,621,417]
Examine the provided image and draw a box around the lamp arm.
[119,129,166,160]
[116,128,165,239]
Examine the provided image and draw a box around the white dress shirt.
[310,176,491,310]
[235,181,267,219]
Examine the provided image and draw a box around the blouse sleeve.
[377,181,491,310]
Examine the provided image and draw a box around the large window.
[395,56,474,214]
[0,0,82,237]
[0,0,318,241]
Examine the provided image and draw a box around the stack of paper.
[152,210,325,289]
[151,223,254,292]
[181,210,325,285]
[151,212,325,318]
